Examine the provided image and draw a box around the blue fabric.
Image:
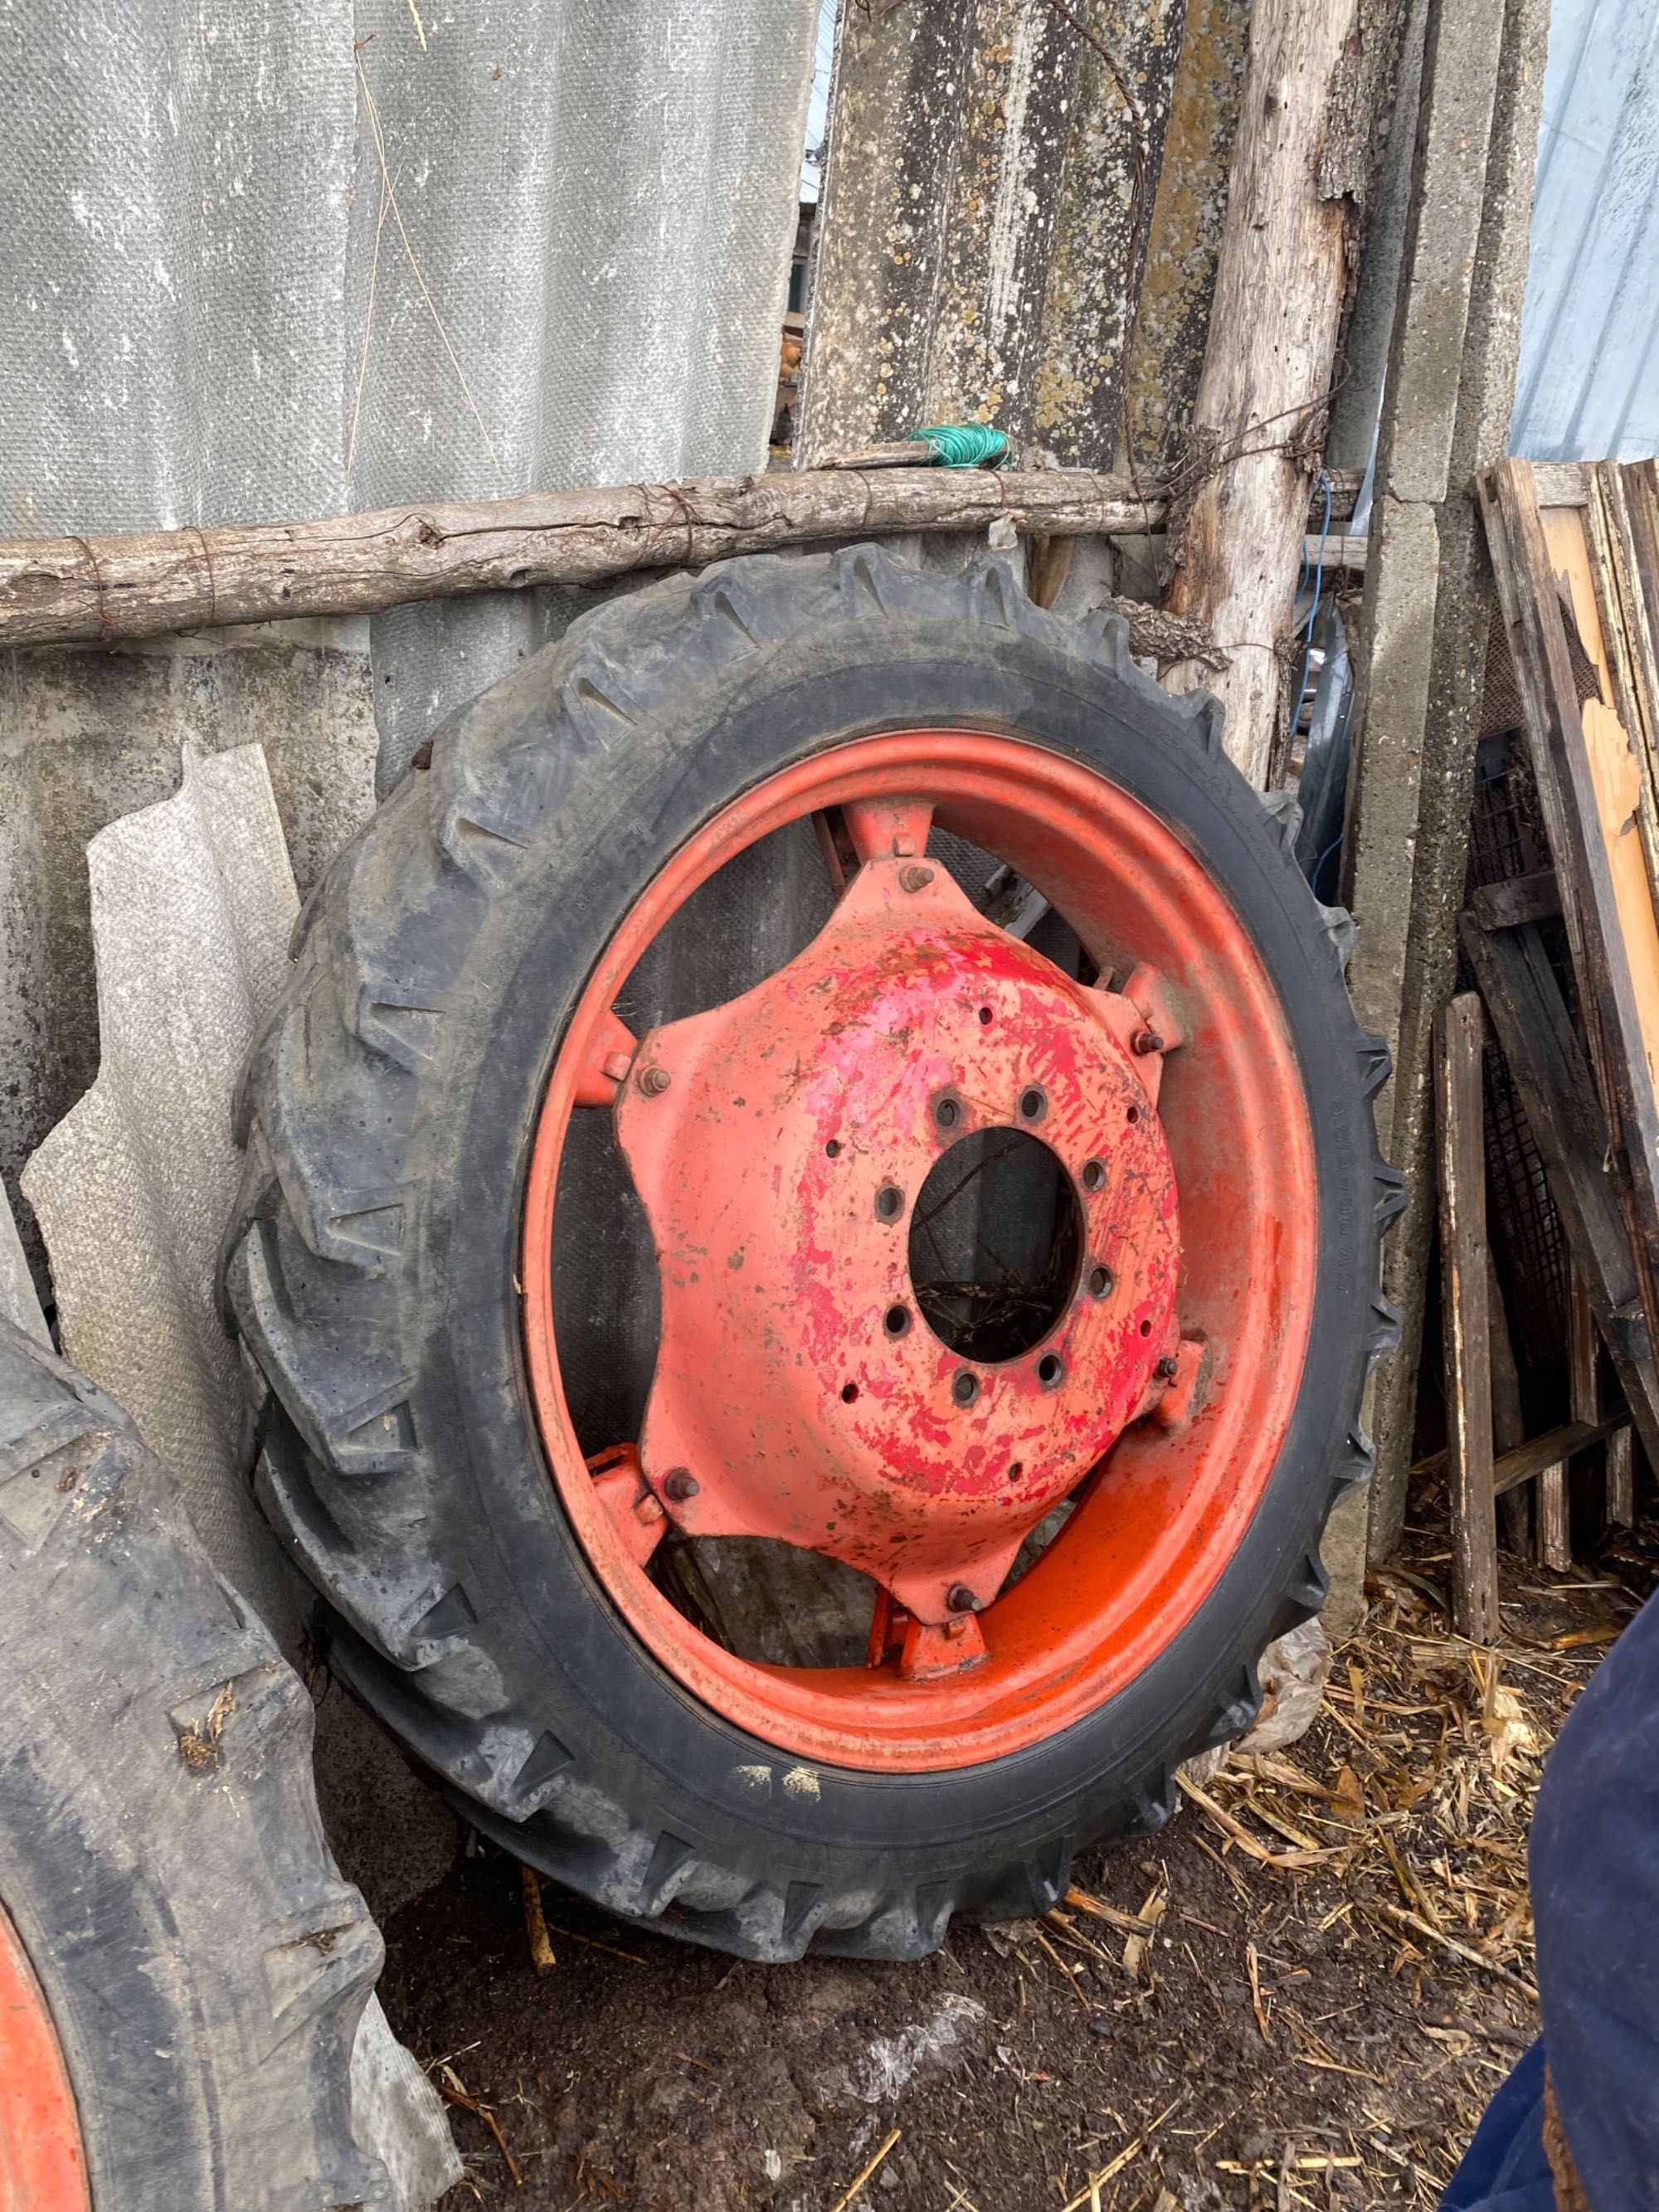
[1443,1589,1659,2211]
[1528,1587,1659,2210]
[1441,2039,1554,2210]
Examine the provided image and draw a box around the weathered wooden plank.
[1535,1265,1593,1570]
[1594,460,1659,968]
[1438,992,1501,1642]
[1414,1412,1628,1496]
[1469,868,1562,931]
[1606,1420,1637,1527]
[0,469,1160,650]
[1458,912,1659,1471]
[1478,458,1659,1387]
[1487,1251,1531,1551]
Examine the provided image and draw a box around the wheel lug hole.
[841,1381,859,1403]
[1018,1084,1048,1123]
[1036,1352,1065,1389]
[825,1138,841,1158]
[883,1303,912,1339]
[1087,1263,1112,1299]
[874,1183,904,1222]
[1081,1158,1106,1193]
[662,1467,699,1502]
[946,1582,980,1614]
[978,1004,994,1026]
[932,1091,962,1133]
[951,1369,980,1407]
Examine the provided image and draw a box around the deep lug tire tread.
[222,546,1396,1962]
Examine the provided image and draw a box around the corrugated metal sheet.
[1511,0,1659,461]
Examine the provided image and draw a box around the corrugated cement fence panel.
[0,0,818,1263]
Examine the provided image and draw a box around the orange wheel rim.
[522,731,1316,1772]
[0,1901,88,2212]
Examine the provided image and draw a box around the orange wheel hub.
[522,731,1316,1771]
[0,1901,88,2212]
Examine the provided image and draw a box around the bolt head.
[602,1049,635,1084]
[946,1583,980,1615]
[1131,1029,1165,1056]
[1155,1355,1179,1381]
[635,1492,667,1524]
[638,1064,672,1096]
[898,863,936,892]
[662,1467,699,1502]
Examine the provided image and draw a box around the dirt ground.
[381,1505,1655,2212]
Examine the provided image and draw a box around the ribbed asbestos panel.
[0,0,815,1227]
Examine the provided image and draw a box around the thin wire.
[1313,833,1344,904]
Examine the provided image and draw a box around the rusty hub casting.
[614,801,1184,1641]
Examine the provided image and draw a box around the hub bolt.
[638,1065,673,1096]
[898,863,936,892]
[1131,1029,1165,1056]
[662,1467,700,1502]
[1155,1355,1179,1382]
[946,1583,980,1614]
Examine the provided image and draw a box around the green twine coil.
[907,422,1009,468]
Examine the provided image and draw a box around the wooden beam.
[0,469,1165,652]
[1535,1265,1593,1570]
[1414,1412,1629,1495]
[1438,992,1500,1642]
[1160,0,1384,786]
[1478,458,1659,1368]
[1469,868,1561,931]
[1458,912,1659,1470]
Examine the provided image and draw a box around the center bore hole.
[907,1127,1083,1363]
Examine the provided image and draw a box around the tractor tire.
[0,1318,390,2210]
[223,545,1400,1963]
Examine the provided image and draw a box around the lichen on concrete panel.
[805,0,1228,470]
[1034,0,1186,469]
[923,2,1081,442]
[1120,0,1249,469]
[798,0,980,460]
